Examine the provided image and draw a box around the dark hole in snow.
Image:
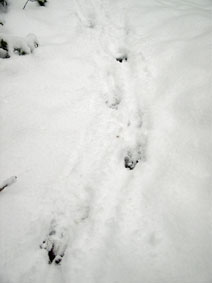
[48,247,64,265]
[48,244,56,264]
[116,55,128,63]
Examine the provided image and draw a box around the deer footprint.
[124,143,146,170]
[40,220,69,264]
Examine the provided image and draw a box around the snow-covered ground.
[0,0,211,282]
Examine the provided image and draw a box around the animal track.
[124,154,139,170]
[124,150,139,170]
[105,96,121,109]
[116,55,128,63]
[124,143,146,170]
[40,220,69,264]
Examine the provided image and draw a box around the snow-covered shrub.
[12,33,39,55]
[0,47,7,58]
[0,0,8,12]
[0,0,7,8]
[23,0,47,9]
[0,9,6,57]
[37,0,47,6]
[0,37,9,58]
[0,33,39,58]
[0,36,7,49]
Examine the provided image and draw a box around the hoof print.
[48,244,56,264]
[55,254,64,265]
[48,250,64,265]
[116,55,128,63]
[124,155,139,170]
[40,223,68,265]
[105,97,121,110]
[124,143,146,170]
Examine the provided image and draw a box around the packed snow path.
[0,0,212,283]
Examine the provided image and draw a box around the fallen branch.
[0,176,17,192]
[23,0,30,10]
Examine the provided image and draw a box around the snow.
[0,0,211,282]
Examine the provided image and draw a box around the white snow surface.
[0,0,212,282]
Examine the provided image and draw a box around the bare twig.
[0,176,17,192]
[23,0,30,10]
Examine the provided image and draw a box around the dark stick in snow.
[23,0,30,9]
[0,176,17,192]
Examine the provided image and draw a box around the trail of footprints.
[40,33,147,266]
[108,49,147,171]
